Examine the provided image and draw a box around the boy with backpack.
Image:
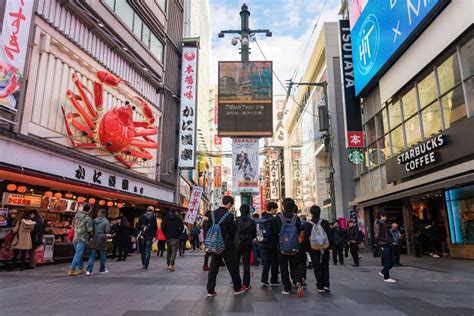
[205,196,247,297]
[234,205,257,289]
[303,205,333,293]
[274,198,304,296]
[257,202,280,287]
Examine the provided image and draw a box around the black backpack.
[234,218,253,251]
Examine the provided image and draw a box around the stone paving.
[1,250,474,316]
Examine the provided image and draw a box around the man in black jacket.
[303,205,333,293]
[235,204,257,289]
[205,196,246,297]
[347,220,359,267]
[259,201,280,287]
[162,208,184,271]
[332,220,345,265]
[374,211,397,282]
[136,206,157,270]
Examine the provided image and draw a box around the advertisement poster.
[42,235,55,263]
[232,138,259,194]
[338,217,347,230]
[0,208,8,226]
[218,61,273,137]
[184,186,203,224]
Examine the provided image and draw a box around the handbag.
[68,228,75,242]
[185,239,192,250]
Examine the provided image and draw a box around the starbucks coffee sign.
[397,135,444,172]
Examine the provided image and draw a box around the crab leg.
[66,90,96,130]
[114,154,134,169]
[124,147,153,160]
[72,73,97,119]
[130,139,158,149]
[61,106,98,148]
[66,113,94,138]
[134,127,158,137]
[94,71,126,113]
[134,96,156,124]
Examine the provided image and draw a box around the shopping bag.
[185,240,192,250]
[152,240,158,253]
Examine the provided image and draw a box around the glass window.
[388,99,402,129]
[142,24,151,47]
[441,85,467,128]
[105,0,115,9]
[405,114,422,147]
[402,87,418,119]
[381,133,392,159]
[114,0,134,30]
[445,184,474,244]
[437,53,462,95]
[156,0,167,12]
[469,78,474,112]
[133,14,143,39]
[421,102,442,138]
[381,107,389,135]
[417,71,437,108]
[391,124,405,155]
[150,34,164,63]
[460,37,474,78]
[372,138,389,164]
[366,119,377,145]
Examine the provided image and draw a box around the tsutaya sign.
[397,135,445,172]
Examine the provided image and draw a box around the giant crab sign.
[61,71,158,168]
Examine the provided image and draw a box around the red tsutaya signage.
[347,131,364,148]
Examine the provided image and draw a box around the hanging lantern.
[117,203,123,209]
[88,198,96,204]
[65,193,73,198]
[107,201,114,207]
[7,184,17,192]
[17,186,27,193]
[44,191,53,198]
[99,200,106,206]
[54,192,63,199]
[77,196,86,203]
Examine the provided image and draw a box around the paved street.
[1,251,474,316]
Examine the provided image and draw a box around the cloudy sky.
[209,0,342,95]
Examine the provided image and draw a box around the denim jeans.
[70,241,86,270]
[253,244,262,266]
[381,246,395,279]
[87,248,106,273]
[140,238,153,268]
[166,239,180,266]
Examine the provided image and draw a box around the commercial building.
[342,0,474,259]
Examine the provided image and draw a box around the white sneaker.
[384,278,397,283]
[378,272,384,278]
[432,254,440,258]
[99,270,109,275]
[86,271,92,276]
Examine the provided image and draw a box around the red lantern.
[88,198,96,204]
[99,200,106,206]
[107,201,113,207]
[117,203,123,208]
[65,193,73,198]
[44,191,53,198]
[7,184,17,192]
[17,186,27,193]
[54,192,62,199]
[77,196,86,203]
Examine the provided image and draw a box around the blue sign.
[351,0,449,95]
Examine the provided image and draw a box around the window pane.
[366,119,377,145]
[156,0,167,11]
[437,53,462,95]
[418,71,437,107]
[445,184,474,244]
[382,133,392,159]
[372,137,389,164]
[115,0,134,30]
[469,78,474,113]
[405,114,422,147]
[142,24,151,47]
[388,99,402,129]
[133,14,142,39]
[381,107,389,135]
[460,37,474,78]
[105,0,115,9]
[150,34,164,62]
[421,102,442,138]
[442,85,467,129]
[401,87,417,119]
[391,124,405,155]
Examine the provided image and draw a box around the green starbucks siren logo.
[348,149,364,165]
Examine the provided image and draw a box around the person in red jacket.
[156,225,166,257]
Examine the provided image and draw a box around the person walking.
[332,220,345,265]
[68,204,93,276]
[390,223,402,266]
[136,206,158,270]
[116,216,130,261]
[258,202,280,287]
[156,225,167,257]
[179,219,189,256]
[252,213,262,268]
[374,211,397,282]
[303,205,332,293]
[29,210,44,269]
[161,208,183,271]
[234,205,257,289]
[10,210,36,271]
[110,220,119,259]
[347,220,359,267]
[205,196,247,297]
[275,198,304,297]
[86,209,110,275]
[191,223,201,250]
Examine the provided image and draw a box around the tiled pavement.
[1,250,474,316]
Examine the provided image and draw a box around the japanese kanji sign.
[178,46,198,169]
[347,131,365,148]
[184,186,203,224]
[269,149,281,200]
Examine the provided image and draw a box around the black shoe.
[351,264,359,267]
[333,262,337,265]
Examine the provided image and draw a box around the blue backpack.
[205,211,230,254]
[256,218,273,244]
[278,214,299,255]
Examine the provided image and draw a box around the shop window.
[401,86,418,119]
[445,184,474,244]
[405,114,422,147]
[365,119,377,145]
[379,134,392,160]
[460,37,473,78]
[381,107,390,135]
[388,99,402,130]
[421,102,442,138]
[441,85,467,129]
[417,71,437,108]
[391,124,405,155]
[437,53,462,95]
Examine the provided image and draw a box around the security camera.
[231,37,240,46]
[241,37,249,45]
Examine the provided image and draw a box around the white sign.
[42,235,55,263]
[269,149,281,200]
[178,46,198,169]
[396,134,444,172]
[0,0,34,110]
[232,138,259,194]
[184,186,203,224]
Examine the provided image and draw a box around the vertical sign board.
[232,138,259,194]
[338,20,363,148]
[184,186,203,224]
[269,149,281,200]
[178,46,199,169]
[218,61,273,137]
[0,0,35,124]
[350,0,449,96]
[291,149,302,200]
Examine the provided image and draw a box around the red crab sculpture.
[61,71,158,168]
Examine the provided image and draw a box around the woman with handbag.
[10,210,36,271]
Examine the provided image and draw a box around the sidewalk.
[1,250,473,316]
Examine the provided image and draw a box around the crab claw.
[135,96,155,125]
[96,71,126,87]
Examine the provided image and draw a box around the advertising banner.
[291,149,302,200]
[218,61,273,137]
[0,0,34,112]
[232,138,259,194]
[350,0,449,95]
[184,186,203,224]
[271,97,288,146]
[4,193,41,207]
[0,208,7,226]
[213,165,222,189]
[178,46,198,169]
[269,149,281,200]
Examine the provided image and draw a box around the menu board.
[48,198,78,213]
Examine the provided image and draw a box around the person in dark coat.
[136,206,158,270]
[332,220,345,265]
[234,204,257,288]
[116,216,130,261]
[374,210,397,282]
[347,220,359,266]
[162,208,184,271]
[29,210,44,268]
[259,201,280,286]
